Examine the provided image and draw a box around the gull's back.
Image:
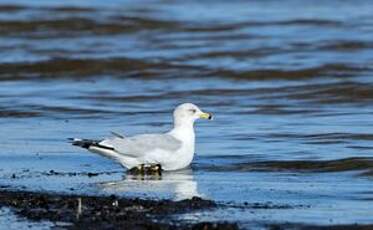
[100,133,182,158]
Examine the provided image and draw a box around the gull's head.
[173,103,212,127]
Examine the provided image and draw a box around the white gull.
[70,103,212,171]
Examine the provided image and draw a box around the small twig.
[76,198,82,220]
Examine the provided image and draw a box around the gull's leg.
[128,164,145,175]
[139,164,145,175]
[128,164,162,175]
[148,164,162,175]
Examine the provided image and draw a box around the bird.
[69,103,213,172]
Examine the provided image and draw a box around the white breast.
[163,125,195,170]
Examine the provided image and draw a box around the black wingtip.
[69,138,94,149]
[69,138,114,150]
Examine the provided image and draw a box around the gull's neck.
[169,119,195,143]
[168,118,196,170]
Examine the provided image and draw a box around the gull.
[70,103,212,171]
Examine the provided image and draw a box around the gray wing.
[100,133,182,157]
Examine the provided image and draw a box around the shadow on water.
[0,59,368,81]
[196,156,373,176]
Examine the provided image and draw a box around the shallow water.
[0,207,56,229]
[0,0,373,228]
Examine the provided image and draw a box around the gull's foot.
[128,164,162,176]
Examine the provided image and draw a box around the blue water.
[0,0,373,228]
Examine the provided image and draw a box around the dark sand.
[0,189,237,230]
[1,188,373,229]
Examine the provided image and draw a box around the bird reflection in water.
[97,168,201,201]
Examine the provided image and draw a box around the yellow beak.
[199,112,213,120]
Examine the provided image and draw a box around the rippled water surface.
[1,0,373,228]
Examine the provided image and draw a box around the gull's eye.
[189,109,196,113]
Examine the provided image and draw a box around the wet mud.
[0,189,237,230]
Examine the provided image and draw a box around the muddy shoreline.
[0,189,237,230]
[1,188,373,230]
